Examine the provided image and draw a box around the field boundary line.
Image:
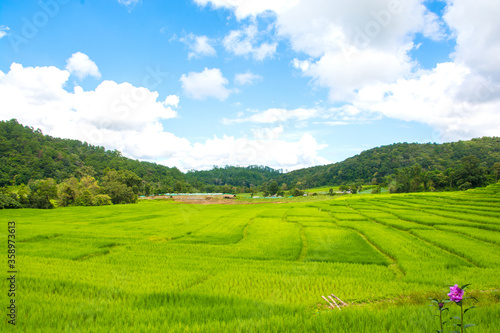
[433,225,500,246]
[421,209,500,227]
[282,210,308,261]
[180,274,217,292]
[237,217,255,244]
[340,202,405,277]
[353,205,482,268]
[407,229,486,268]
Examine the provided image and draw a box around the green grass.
[1,190,499,332]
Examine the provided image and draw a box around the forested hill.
[0,119,185,189]
[1,119,499,193]
[185,165,282,189]
[0,119,280,192]
[280,137,500,189]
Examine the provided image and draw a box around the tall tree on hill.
[268,181,279,196]
[101,169,141,204]
[455,155,487,190]
[28,178,57,209]
[493,162,500,183]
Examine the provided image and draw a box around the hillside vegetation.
[280,137,500,189]
[1,119,499,205]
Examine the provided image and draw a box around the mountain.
[0,119,184,190]
[1,119,499,193]
[279,138,500,189]
[0,119,278,192]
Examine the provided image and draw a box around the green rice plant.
[2,194,500,332]
[356,210,433,230]
[230,217,302,261]
[179,211,255,244]
[373,217,433,231]
[333,219,473,282]
[380,209,500,230]
[304,227,389,265]
[434,225,500,246]
[330,213,369,221]
[410,229,500,267]
[423,209,500,225]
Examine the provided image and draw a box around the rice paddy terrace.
[2,186,500,332]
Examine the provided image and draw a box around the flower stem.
[439,310,443,332]
[461,303,464,333]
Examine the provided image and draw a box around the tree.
[144,183,152,196]
[455,155,487,189]
[28,178,57,209]
[0,193,21,209]
[492,162,500,183]
[57,177,79,207]
[174,181,182,193]
[101,169,141,204]
[268,181,279,196]
[349,185,358,194]
[290,188,304,196]
[57,176,106,207]
[409,163,424,192]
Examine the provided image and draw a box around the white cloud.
[65,52,101,80]
[0,62,183,160]
[118,0,140,8]
[0,26,9,39]
[164,95,180,107]
[162,131,328,171]
[180,68,232,100]
[180,34,217,59]
[200,1,446,101]
[200,0,500,140]
[344,0,500,140]
[444,0,500,80]
[354,62,500,140]
[0,61,330,171]
[223,107,318,124]
[223,24,277,61]
[194,0,297,20]
[234,71,262,86]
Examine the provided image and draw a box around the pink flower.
[448,284,464,303]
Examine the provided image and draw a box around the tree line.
[278,137,500,191]
[1,119,499,209]
[0,168,143,209]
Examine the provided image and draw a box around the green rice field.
[1,189,500,332]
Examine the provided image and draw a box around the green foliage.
[27,178,57,209]
[268,181,279,195]
[371,185,382,194]
[0,119,184,190]
[101,169,141,204]
[1,119,499,197]
[185,165,282,190]
[289,188,304,196]
[280,138,500,190]
[0,192,21,209]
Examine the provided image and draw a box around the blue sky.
[1,0,499,171]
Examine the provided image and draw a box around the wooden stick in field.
[331,294,348,306]
[328,295,341,310]
[321,295,334,309]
